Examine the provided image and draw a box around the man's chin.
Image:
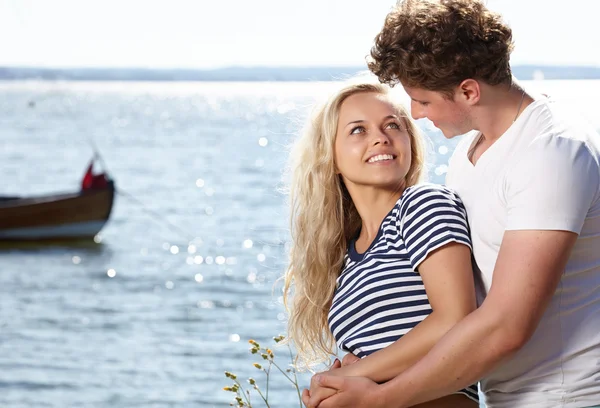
[439,128,469,140]
[440,129,458,139]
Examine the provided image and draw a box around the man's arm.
[304,242,476,405]
[308,229,577,408]
[323,243,476,382]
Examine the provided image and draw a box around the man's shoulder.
[526,97,599,151]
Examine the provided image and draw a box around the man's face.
[402,85,473,139]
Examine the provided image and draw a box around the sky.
[0,0,598,69]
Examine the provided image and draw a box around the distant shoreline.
[1,65,600,82]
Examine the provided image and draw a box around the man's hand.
[304,375,385,408]
[302,376,338,408]
[301,353,365,407]
[302,358,342,407]
[330,358,342,371]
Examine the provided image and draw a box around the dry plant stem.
[253,384,270,408]
[265,364,271,401]
[234,378,252,407]
[270,360,296,385]
[245,385,253,406]
[288,346,302,407]
[224,336,302,407]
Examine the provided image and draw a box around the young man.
[303,0,600,407]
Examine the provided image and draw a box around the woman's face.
[334,92,412,192]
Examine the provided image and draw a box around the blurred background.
[0,1,599,407]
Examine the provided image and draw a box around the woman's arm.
[329,242,476,382]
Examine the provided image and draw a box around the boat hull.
[0,182,115,241]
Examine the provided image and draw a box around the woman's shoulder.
[397,183,470,240]
[401,183,462,205]
[396,183,466,220]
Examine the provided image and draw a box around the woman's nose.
[372,129,391,145]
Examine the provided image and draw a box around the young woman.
[283,78,479,408]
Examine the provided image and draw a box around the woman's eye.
[386,122,401,130]
[350,126,365,135]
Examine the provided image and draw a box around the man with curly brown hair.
[302,1,600,407]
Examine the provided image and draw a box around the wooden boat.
[0,159,115,241]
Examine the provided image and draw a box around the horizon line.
[2,63,600,71]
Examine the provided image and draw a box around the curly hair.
[369,0,514,95]
[282,77,426,368]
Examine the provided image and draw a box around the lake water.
[1,79,598,408]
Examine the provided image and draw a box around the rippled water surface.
[1,80,598,407]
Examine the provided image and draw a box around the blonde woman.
[283,79,479,408]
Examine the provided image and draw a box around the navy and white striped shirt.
[328,183,478,401]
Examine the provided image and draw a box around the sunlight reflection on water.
[0,79,598,407]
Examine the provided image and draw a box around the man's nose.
[410,100,425,120]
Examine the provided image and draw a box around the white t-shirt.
[446,96,600,408]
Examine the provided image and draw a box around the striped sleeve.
[398,184,472,271]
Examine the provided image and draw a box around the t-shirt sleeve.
[399,185,472,272]
[505,136,599,233]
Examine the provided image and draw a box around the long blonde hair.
[283,79,426,368]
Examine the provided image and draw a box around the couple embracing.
[282,1,600,407]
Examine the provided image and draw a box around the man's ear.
[456,79,481,105]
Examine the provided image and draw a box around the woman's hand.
[341,353,360,367]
